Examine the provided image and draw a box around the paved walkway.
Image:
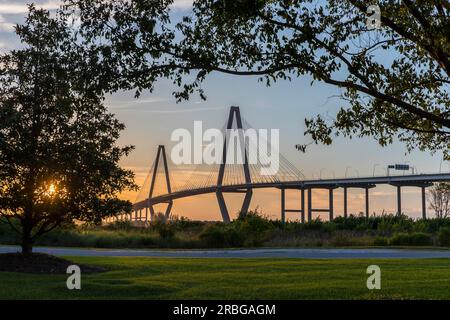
[1,246,450,259]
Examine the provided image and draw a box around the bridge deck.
[133,173,450,210]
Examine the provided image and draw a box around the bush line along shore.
[1,211,450,249]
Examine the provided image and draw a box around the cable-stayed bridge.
[120,107,450,224]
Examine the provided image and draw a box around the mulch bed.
[0,253,106,274]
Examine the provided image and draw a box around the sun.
[48,183,56,195]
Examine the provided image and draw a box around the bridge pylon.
[147,145,173,221]
[216,106,253,223]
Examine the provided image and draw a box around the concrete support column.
[281,188,286,224]
[149,205,155,222]
[307,188,312,222]
[421,186,427,219]
[241,189,253,215]
[301,189,305,223]
[397,186,402,215]
[329,189,334,221]
[365,187,370,218]
[216,190,231,223]
[165,201,173,221]
[343,187,348,218]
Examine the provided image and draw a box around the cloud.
[0,0,190,14]
[139,106,228,114]
[171,0,193,9]
[0,1,61,35]
[0,0,61,14]
[108,96,228,113]
[107,97,169,109]
[0,14,14,31]
[0,40,10,53]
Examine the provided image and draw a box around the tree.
[0,7,136,254]
[66,0,449,158]
[429,183,450,218]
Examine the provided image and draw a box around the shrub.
[170,216,204,231]
[409,232,433,246]
[199,225,227,247]
[236,210,272,228]
[390,232,432,246]
[425,218,450,233]
[333,216,359,230]
[152,222,175,240]
[104,220,135,231]
[199,224,244,248]
[438,227,450,247]
[149,213,177,240]
[234,210,274,245]
[373,237,389,246]
[331,233,352,246]
[323,222,338,232]
[412,220,427,233]
[225,228,245,247]
[303,218,324,230]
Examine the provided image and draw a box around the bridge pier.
[307,188,312,222]
[389,182,432,218]
[397,186,402,215]
[329,188,334,221]
[149,205,155,221]
[216,188,252,223]
[341,184,375,218]
[306,187,336,222]
[343,187,348,218]
[365,187,370,218]
[280,188,306,223]
[422,186,427,219]
[165,201,173,220]
[301,188,305,223]
[216,190,231,223]
[241,189,253,216]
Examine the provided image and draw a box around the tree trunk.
[21,233,33,255]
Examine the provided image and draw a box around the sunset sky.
[1,0,448,220]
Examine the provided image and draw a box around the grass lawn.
[1,257,450,299]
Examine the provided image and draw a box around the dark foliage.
[0,7,136,254]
